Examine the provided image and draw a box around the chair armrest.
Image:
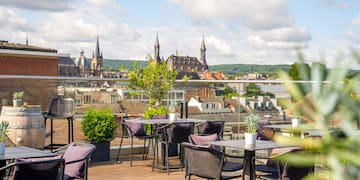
[0,162,16,172]
[53,144,70,155]
[224,153,244,159]
[154,124,171,137]
[65,157,88,165]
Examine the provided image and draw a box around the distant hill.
[103,59,148,70]
[102,59,360,76]
[103,59,290,74]
[209,64,291,75]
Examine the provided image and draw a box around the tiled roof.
[0,41,57,53]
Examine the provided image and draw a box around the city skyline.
[1,0,360,67]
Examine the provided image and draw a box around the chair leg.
[152,137,157,172]
[70,117,74,142]
[116,135,124,163]
[142,138,146,160]
[145,139,154,160]
[50,118,53,152]
[67,118,71,144]
[144,138,151,160]
[130,136,133,166]
[166,144,169,174]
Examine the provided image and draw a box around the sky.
[1,0,360,67]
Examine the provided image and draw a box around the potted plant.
[244,114,259,145]
[12,91,24,107]
[0,121,9,155]
[81,108,117,162]
[291,111,301,127]
[168,102,177,122]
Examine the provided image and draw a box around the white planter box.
[169,113,177,123]
[292,118,301,127]
[13,99,22,107]
[244,132,257,145]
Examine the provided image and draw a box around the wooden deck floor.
[88,155,204,180]
[45,119,207,179]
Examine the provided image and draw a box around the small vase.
[13,99,22,107]
[0,141,6,155]
[169,113,177,123]
[292,118,301,127]
[244,132,257,145]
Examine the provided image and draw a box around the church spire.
[154,32,161,63]
[95,35,101,58]
[200,35,208,70]
[25,34,28,46]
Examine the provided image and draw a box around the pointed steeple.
[201,34,206,51]
[25,34,28,46]
[95,35,101,58]
[154,32,161,63]
[200,35,208,70]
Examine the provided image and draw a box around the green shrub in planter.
[81,108,117,143]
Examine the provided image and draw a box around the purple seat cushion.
[17,155,62,163]
[189,134,221,151]
[257,119,273,140]
[63,143,94,179]
[190,134,218,146]
[125,118,146,136]
[151,114,168,119]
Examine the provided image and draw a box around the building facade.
[152,34,209,79]
[0,40,69,110]
[74,51,91,77]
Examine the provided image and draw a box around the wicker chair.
[183,142,242,180]
[0,157,65,180]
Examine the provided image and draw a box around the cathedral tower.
[200,35,208,70]
[91,35,103,76]
[154,32,161,64]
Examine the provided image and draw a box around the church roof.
[0,40,57,53]
[167,55,203,66]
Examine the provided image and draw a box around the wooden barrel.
[0,106,45,149]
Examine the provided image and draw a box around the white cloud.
[167,0,312,64]
[0,9,29,31]
[257,27,311,42]
[246,26,311,49]
[320,0,350,10]
[169,0,293,30]
[206,36,232,54]
[0,0,319,66]
[352,15,360,26]
[0,0,72,11]
[247,35,307,49]
[87,0,125,14]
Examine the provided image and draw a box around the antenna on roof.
[26,34,28,46]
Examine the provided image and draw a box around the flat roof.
[0,49,70,57]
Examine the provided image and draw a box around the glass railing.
[0,75,297,137]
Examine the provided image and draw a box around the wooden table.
[207,139,297,180]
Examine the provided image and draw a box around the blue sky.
[1,0,360,67]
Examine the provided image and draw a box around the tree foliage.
[288,62,311,80]
[277,51,360,179]
[242,83,260,97]
[128,57,178,111]
[221,86,238,98]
